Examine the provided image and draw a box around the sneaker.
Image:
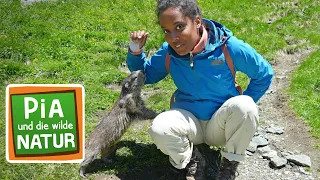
[185,146,206,180]
[215,157,239,180]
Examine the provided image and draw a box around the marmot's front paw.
[79,167,88,178]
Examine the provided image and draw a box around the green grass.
[289,51,320,138]
[285,1,320,140]
[0,0,319,179]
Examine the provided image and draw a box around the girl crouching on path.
[126,0,274,179]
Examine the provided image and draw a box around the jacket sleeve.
[126,42,169,84]
[226,36,274,102]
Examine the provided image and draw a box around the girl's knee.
[148,110,196,155]
[149,108,197,136]
[148,114,169,138]
[224,96,259,132]
[227,95,258,117]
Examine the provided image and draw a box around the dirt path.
[237,48,320,180]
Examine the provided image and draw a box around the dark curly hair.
[156,0,202,21]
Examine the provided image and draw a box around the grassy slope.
[289,52,320,138]
[287,3,320,139]
[0,0,319,179]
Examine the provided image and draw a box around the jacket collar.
[191,24,208,54]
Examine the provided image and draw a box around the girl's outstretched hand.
[129,30,148,53]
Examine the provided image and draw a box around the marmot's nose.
[137,70,144,74]
[136,70,145,78]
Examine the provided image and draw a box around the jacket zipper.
[189,51,194,69]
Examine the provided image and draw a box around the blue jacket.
[127,19,274,120]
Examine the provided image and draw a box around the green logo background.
[11,92,78,155]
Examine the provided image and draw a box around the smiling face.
[159,7,201,56]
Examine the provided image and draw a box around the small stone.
[246,151,254,156]
[257,146,271,154]
[25,60,31,65]
[276,75,287,79]
[247,141,258,153]
[266,89,274,94]
[267,126,284,134]
[299,167,309,175]
[286,154,312,167]
[262,150,278,160]
[251,136,269,147]
[286,164,292,168]
[284,171,290,175]
[270,156,287,168]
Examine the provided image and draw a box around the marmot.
[79,70,158,178]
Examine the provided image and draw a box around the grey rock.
[257,146,272,154]
[285,164,292,168]
[247,141,258,153]
[262,150,278,160]
[270,156,287,168]
[251,136,269,147]
[267,126,284,134]
[246,151,254,156]
[299,167,310,175]
[276,75,287,80]
[286,154,312,167]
